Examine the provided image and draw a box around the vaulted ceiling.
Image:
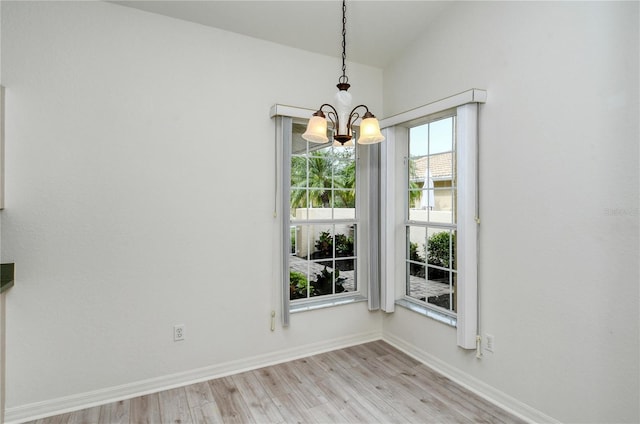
[112,1,450,68]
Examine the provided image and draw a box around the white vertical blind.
[456,103,479,349]
[368,143,381,311]
[380,127,396,313]
[279,116,292,327]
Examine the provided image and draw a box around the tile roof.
[412,152,453,181]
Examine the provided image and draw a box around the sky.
[409,116,454,157]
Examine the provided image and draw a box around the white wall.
[2,1,638,423]
[383,2,639,423]
[0,1,383,418]
[0,2,6,422]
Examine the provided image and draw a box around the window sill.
[395,298,457,327]
[290,294,367,314]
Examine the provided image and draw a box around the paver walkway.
[289,256,451,299]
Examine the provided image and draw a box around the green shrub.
[289,270,308,300]
[290,228,296,254]
[314,231,333,258]
[409,242,423,262]
[314,230,354,259]
[409,242,425,277]
[335,233,354,257]
[427,231,455,268]
[311,266,346,296]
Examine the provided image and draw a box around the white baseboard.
[5,330,382,424]
[382,333,561,424]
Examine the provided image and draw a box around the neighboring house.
[411,152,454,211]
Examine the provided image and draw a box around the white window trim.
[379,89,485,349]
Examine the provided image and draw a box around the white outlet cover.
[174,325,185,341]
[485,334,494,352]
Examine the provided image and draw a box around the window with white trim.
[288,122,358,302]
[272,90,483,343]
[406,115,457,315]
[272,108,373,326]
[380,90,483,349]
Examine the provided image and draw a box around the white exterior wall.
[407,210,453,250]
[0,2,383,419]
[383,2,639,423]
[291,208,355,258]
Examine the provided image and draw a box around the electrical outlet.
[174,324,185,342]
[485,334,495,352]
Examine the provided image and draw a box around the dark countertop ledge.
[1,263,15,293]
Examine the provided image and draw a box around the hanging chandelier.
[302,0,385,146]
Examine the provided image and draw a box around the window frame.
[287,123,361,304]
[405,113,458,318]
[379,90,484,349]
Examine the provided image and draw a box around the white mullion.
[305,142,311,211]
[449,228,454,313]
[332,224,336,295]
[427,121,431,222]
[291,219,357,225]
[331,151,335,220]
[407,221,456,231]
[306,224,311,299]
[331,255,357,261]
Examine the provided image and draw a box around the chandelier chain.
[340,0,348,84]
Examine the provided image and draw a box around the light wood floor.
[26,341,526,424]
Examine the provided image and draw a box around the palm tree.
[335,160,355,208]
[290,149,354,209]
[408,157,423,208]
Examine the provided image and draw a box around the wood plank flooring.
[26,341,526,424]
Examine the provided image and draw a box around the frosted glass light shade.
[302,115,329,143]
[334,89,353,136]
[357,117,385,144]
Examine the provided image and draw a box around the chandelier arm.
[348,111,361,129]
[318,103,339,114]
[317,103,340,131]
[346,104,374,128]
[326,111,338,132]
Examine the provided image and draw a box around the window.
[271,106,373,326]
[406,116,457,315]
[271,90,484,343]
[380,90,483,349]
[288,123,358,302]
